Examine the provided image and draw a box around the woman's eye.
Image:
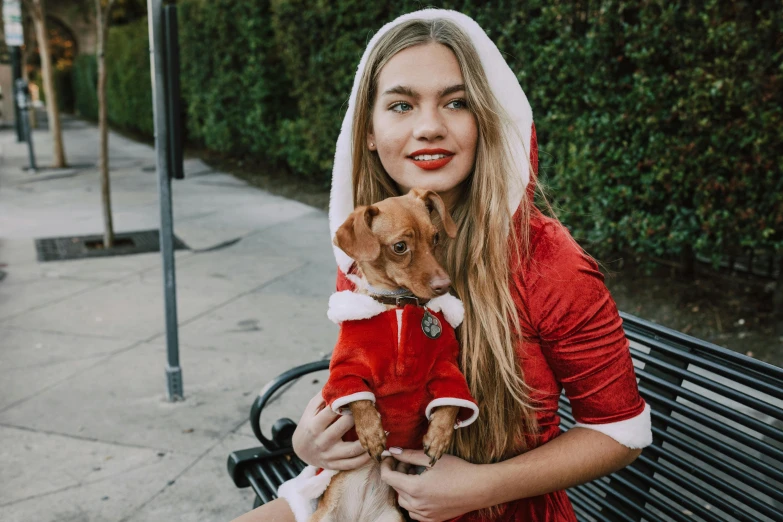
[433,233,440,246]
[446,99,467,110]
[390,102,412,113]
[392,242,408,254]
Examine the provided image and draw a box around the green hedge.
[72,54,98,120]
[69,0,782,262]
[105,18,154,136]
[532,1,783,263]
[266,0,782,261]
[178,0,295,164]
[71,19,152,135]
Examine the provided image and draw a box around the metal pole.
[20,105,36,171]
[147,0,182,401]
[10,46,23,142]
[15,79,36,172]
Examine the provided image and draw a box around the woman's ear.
[367,124,376,151]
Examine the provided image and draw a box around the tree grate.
[34,230,188,262]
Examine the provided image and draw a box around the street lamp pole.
[147,0,182,401]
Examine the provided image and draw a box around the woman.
[233,8,651,522]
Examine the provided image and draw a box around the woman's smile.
[407,148,455,170]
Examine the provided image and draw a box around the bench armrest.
[251,360,331,450]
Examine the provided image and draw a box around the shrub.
[69,1,782,263]
[70,19,153,136]
[105,18,154,136]
[178,0,295,162]
[72,54,98,120]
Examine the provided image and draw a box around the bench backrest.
[562,313,783,522]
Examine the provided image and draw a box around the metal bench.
[227,313,783,520]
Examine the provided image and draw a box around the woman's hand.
[291,392,372,470]
[380,449,490,522]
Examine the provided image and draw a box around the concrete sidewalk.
[0,117,337,521]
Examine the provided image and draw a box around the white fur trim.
[573,403,653,449]
[331,391,377,414]
[327,291,387,324]
[330,9,533,273]
[425,294,464,328]
[278,465,339,522]
[425,398,479,429]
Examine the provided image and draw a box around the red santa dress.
[322,291,479,450]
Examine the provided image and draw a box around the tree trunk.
[28,0,66,167]
[96,0,116,248]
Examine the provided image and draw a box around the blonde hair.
[351,18,539,465]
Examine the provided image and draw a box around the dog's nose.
[430,277,451,295]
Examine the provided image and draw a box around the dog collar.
[369,294,429,307]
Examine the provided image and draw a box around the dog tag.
[421,310,442,339]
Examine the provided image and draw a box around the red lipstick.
[407,148,455,171]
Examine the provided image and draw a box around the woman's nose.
[412,106,447,141]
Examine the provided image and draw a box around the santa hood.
[329,9,538,274]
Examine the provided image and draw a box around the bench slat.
[636,367,783,440]
[560,396,783,485]
[640,386,783,461]
[560,406,782,521]
[628,339,783,399]
[569,485,637,522]
[646,426,783,503]
[621,313,783,383]
[632,453,774,522]
[632,350,783,420]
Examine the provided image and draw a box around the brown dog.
[310,188,464,522]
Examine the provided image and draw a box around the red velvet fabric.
[334,211,645,521]
[322,306,477,450]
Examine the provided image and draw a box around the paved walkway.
[0,116,337,521]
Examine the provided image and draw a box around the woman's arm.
[380,428,641,522]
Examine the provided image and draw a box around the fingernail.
[390,447,402,455]
[384,431,390,435]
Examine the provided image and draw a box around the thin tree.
[24,0,66,167]
[95,0,116,248]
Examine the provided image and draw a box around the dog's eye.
[392,242,408,254]
[433,233,440,246]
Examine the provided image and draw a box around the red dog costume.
[322,290,478,450]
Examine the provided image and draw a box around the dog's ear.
[411,188,457,239]
[334,205,381,261]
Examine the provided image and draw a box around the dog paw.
[350,400,387,462]
[423,405,459,466]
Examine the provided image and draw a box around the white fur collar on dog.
[329,9,534,274]
[327,291,464,328]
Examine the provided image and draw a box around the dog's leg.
[349,400,387,461]
[422,405,459,466]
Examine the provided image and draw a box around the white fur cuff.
[425,398,479,429]
[278,465,338,522]
[327,291,387,324]
[331,391,377,414]
[425,294,464,328]
[573,403,653,449]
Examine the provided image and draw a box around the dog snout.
[430,276,451,295]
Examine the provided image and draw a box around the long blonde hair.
[351,18,539,464]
